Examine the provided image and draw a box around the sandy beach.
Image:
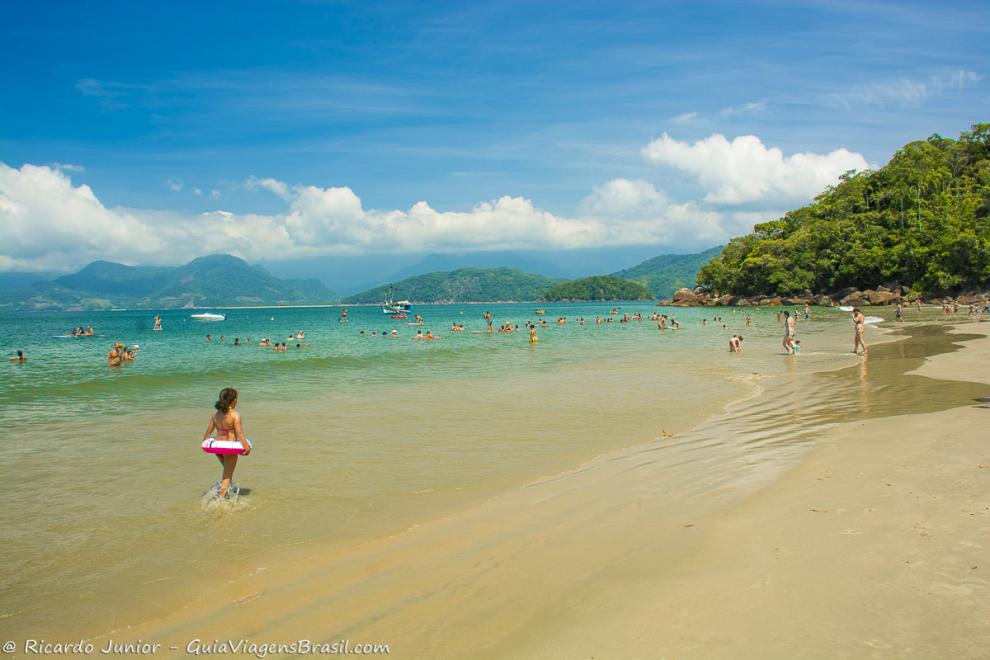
[78,320,989,659]
[508,324,990,659]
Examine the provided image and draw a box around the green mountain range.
[610,245,724,298]
[343,268,564,303]
[342,246,721,303]
[0,254,337,311]
[698,124,990,296]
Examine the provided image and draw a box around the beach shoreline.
[501,322,990,659]
[69,320,988,658]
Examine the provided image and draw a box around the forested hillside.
[698,124,990,296]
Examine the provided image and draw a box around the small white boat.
[190,312,226,321]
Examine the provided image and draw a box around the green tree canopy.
[697,124,990,296]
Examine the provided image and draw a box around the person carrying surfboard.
[203,387,251,498]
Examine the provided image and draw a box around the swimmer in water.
[9,350,27,362]
[107,345,122,367]
[203,387,251,498]
[530,326,538,344]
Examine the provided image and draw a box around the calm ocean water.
[0,302,844,428]
[0,302,879,639]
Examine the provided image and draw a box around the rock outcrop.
[655,285,986,308]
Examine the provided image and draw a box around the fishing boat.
[190,312,226,321]
[381,287,413,315]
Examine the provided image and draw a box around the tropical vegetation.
[542,275,651,301]
[343,268,563,303]
[611,245,723,298]
[697,124,990,296]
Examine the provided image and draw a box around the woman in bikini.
[203,387,251,498]
[852,308,868,357]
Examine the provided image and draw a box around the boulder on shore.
[671,288,699,306]
[864,289,899,305]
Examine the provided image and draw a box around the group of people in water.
[107,342,138,366]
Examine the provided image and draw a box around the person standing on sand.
[203,387,251,498]
[852,308,868,357]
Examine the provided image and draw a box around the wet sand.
[88,322,990,658]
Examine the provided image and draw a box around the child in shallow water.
[203,387,251,498]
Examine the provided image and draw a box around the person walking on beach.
[852,308,868,357]
[203,387,251,498]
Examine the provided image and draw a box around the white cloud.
[54,163,85,173]
[580,178,727,243]
[2,131,874,273]
[830,69,982,108]
[245,175,291,200]
[0,165,747,273]
[641,133,869,205]
[718,101,767,118]
[948,69,982,90]
[671,112,698,125]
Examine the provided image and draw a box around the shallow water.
[0,303,965,639]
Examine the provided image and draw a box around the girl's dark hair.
[215,387,238,412]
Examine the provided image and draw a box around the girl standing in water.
[203,387,251,498]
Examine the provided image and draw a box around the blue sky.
[1,0,987,277]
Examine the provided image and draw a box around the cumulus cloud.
[0,165,746,273]
[641,133,869,205]
[3,131,872,272]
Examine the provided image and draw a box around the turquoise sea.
[0,302,885,639]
